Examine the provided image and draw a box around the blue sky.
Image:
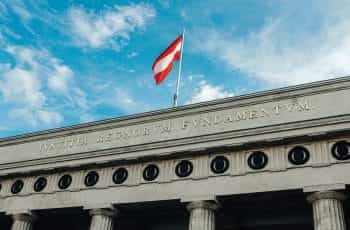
[0,0,350,137]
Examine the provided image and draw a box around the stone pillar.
[89,208,116,230]
[11,212,36,230]
[186,201,219,230]
[307,191,347,230]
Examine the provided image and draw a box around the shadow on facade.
[2,189,346,230]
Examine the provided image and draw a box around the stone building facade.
[0,77,350,230]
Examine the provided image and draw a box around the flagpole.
[173,29,185,107]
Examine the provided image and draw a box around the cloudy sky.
[0,0,350,137]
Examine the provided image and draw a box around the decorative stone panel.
[0,137,349,199]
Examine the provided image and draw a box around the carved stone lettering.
[38,99,313,154]
[40,135,88,153]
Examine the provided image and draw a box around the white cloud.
[4,46,76,96]
[194,1,350,86]
[80,113,96,123]
[127,51,139,58]
[10,0,32,21]
[88,78,151,114]
[0,45,87,127]
[188,74,204,82]
[115,88,137,108]
[0,68,45,108]
[3,1,65,35]
[102,88,140,113]
[10,108,63,127]
[48,64,74,93]
[117,65,136,73]
[6,45,41,69]
[67,3,155,49]
[71,87,88,111]
[186,80,234,104]
[179,9,188,20]
[36,109,63,125]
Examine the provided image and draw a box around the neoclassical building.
[0,77,350,230]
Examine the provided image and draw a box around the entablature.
[0,136,349,212]
[0,77,350,176]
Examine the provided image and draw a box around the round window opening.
[113,168,128,184]
[84,171,99,187]
[58,174,72,190]
[210,156,230,174]
[248,151,268,170]
[175,160,193,178]
[11,180,24,194]
[288,146,310,165]
[332,141,350,161]
[34,177,47,192]
[143,164,159,181]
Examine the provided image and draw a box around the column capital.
[89,208,117,218]
[307,190,346,203]
[186,200,219,212]
[12,212,37,223]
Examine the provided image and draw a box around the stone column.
[186,201,219,230]
[307,191,347,230]
[11,212,36,230]
[89,208,116,230]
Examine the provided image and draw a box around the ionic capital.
[186,200,219,212]
[307,190,346,203]
[11,212,37,223]
[89,208,117,218]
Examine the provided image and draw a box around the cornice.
[0,115,349,177]
[1,136,349,210]
[0,76,350,146]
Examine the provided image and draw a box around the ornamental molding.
[0,137,349,199]
[186,200,220,211]
[0,77,350,176]
[0,116,349,176]
[307,191,347,203]
[0,137,349,212]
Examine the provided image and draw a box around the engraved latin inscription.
[40,135,88,153]
[96,121,172,143]
[39,99,312,154]
[181,100,310,130]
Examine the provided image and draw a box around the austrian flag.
[152,35,183,84]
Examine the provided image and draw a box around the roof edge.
[1,75,349,143]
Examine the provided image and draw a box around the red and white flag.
[152,34,183,84]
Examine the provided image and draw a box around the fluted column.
[11,212,36,230]
[89,208,116,230]
[186,201,219,230]
[307,191,347,230]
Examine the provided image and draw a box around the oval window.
[58,174,72,190]
[113,168,128,184]
[288,146,310,165]
[332,141,350,160]
[248,151,268,170]
[34,177,47,192]
[143,164,159,181]
[175,160,193,178]
[210,156,230,174]
[84,171,99,187]
[11,179,24,194]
